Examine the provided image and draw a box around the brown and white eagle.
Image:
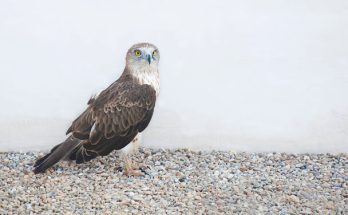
[33,43,160,176]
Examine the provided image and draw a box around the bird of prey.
[33,43,160,176]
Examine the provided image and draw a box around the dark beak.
[146,54,152,64]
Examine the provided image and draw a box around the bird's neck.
[124,64,160,96]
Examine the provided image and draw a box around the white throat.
[129,64,160,96]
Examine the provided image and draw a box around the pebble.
[287,195,300,203]
[0,150,347,214]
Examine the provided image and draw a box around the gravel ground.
[0,148,347,214]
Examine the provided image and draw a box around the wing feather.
[66,80,156,158]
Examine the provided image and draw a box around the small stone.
[287,195,300,203]
[239,167,248,172]
[179,177,186,182]
[194,195,201,200]
[302,208,312,214]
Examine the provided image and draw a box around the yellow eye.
[134,50,141,57]
[152,50,157,56]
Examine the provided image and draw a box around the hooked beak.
[146,54,152,64]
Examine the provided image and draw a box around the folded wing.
[66,81,156,163]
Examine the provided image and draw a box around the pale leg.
[121,133,145,176]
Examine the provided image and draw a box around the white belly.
[121,133,142,155]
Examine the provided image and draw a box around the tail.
[33,136,81,174]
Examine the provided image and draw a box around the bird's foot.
[124,168,144,177]
[139,163,150,173]
[123,161,148,177]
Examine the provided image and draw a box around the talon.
[122,157,147,177]
[139,167,148,175]
[124,169,145,177]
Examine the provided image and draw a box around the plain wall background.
[0,0,347,152]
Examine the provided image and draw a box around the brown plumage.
[33,43,160,174]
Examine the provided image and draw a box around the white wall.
[0,0,347,153]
